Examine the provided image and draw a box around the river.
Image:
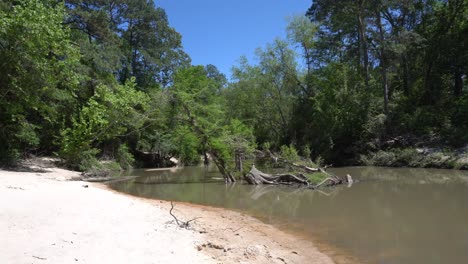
[109,166,468,264]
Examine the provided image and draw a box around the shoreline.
[102,184,360,264]
[0,161,335,264]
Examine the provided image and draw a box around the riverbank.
[360,146,468,169]
[0,158,335,264]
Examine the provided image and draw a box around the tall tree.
[119,0,190,89]
[227,40,299,146]
[306,0,372,88]
[65,0,190,90]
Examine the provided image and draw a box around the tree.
[286,16,318,82]
[306,0,372,87]
[172,66,255,182]
[65,0,123,88]
[65,0,190,90]
[204,64,227,90]
[118,0,190,88]
[59,78,149,170]
[0,0,80,163]
[227,40,299,146]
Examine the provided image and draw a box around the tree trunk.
[377,11,389,115]
[203,152,209,167]
[403,55,410,96]
[235,151,243,172]
[180,103,235,183]
[357,4,369,90]
[210,150,236,183]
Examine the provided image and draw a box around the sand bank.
[0,159,334,264]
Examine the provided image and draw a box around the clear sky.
[158,0,311,79]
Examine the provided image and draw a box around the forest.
[0,0,467,176]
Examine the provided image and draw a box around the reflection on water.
[110,166,468,264]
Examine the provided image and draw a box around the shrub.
[280,144,300,163]
[75,148,101,172]
[302,145,311,160]
[304,172,328,184]
[361,150,397,166]
[116,144,134,170]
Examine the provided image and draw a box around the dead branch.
[169,201,201,229]
[313,177,340,188]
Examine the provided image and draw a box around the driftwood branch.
[169,201,201,229]
[313,177,339,188]
[244,165,352,189]
[244,165,309,185]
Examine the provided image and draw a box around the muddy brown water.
[109,166,468,264]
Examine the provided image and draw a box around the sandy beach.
[0,158,334,264]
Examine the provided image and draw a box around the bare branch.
[169,201,201,229]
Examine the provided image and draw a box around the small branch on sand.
[169,201,201,229]
[6,185,25,190]
[32,256,47,260]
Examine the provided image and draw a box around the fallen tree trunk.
[244,165,351,189]
[244,165,309,185]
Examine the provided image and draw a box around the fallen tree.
[244,165,352,189]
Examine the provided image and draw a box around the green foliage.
[262,142,271,151]
[59,78,149,169]
[173,126,201,165]
[360,150,397,167]
[227,3,468,167]
[0,0,80,164]
[65,0,190,88]
[221,119,257,156]
[0,0,190,168]
[116,144,135,170]
[227,40,298,146]
[171,66,256,174]
[302,145,311,160]
[74,148,101,172]
[361,148,465,169]
[304,172,328,185]
[280,145,300,163]
[314,156,324,168]
[1,0,466,172]
[445,95,468,146]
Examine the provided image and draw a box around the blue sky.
[158,0,311,79]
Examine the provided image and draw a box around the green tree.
[0,0,80,164]
[59,78,149,170]
[227,40,299,146]
[65,0,190,90]
[172,66,255,182]
[119,0,190,88]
